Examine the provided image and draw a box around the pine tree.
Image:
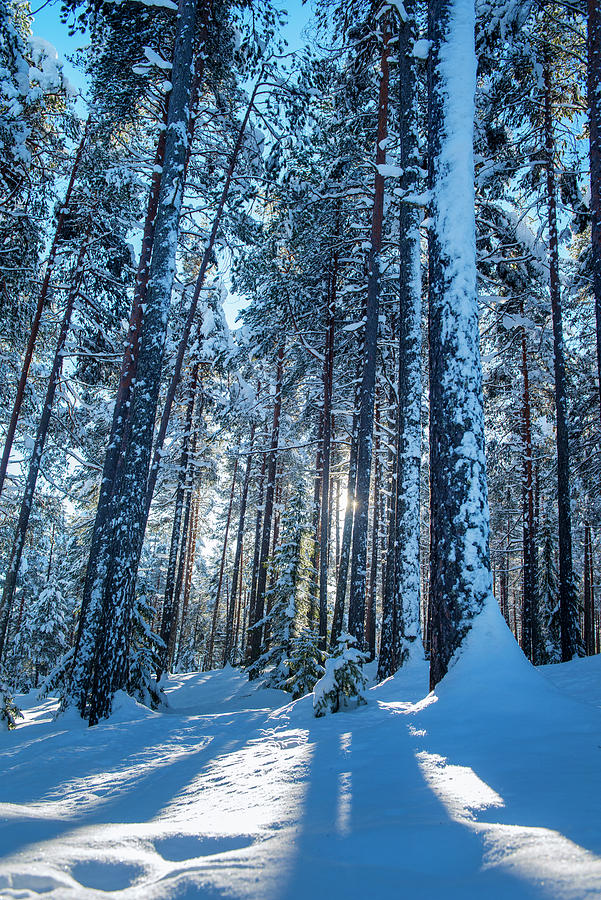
[313,632,368,717]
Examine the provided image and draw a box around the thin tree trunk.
[519,314,537,663]
[247,345,284,668]
[232,540,244,663]
[205,455,239,669]
[0,235,89,657]
[308,417,323,629]
[0,122,89,498]
[365,398,380,661]
[158,363,201,676]
[542,60,583,662]
[319,266,336,648]
[348,15,391,647]
[588,0,601,427]
[379,0,423,681]
[584,523,595,655]
[330,386,360,648]
[169,458,196,668]
[245,436,267,664]
[224,424,255,664]
[175,489,199,669]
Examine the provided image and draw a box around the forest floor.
[1,608,601,899]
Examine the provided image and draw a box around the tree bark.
[247,345,284,668]
[428,0,493,689]
[588,0,601,427]
[158,363,201,676]
[519,313,538,663]
[85,0,198,724]
[205,455,239,669]
[319,269,336,648]
[348,15,391,647]
[542,60,583,662]
[378,0,423,681]
[224,424,255,664]
[330,385,360,648]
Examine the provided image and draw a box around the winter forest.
[1,0,601,895]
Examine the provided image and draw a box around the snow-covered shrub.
[283,629,324,699]
[19,581,69,686]
[127,594,165,710]
[0,682,22,730]
[313,633,368,717]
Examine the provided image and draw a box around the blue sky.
[31,0,313,92]
[30,0,313,328]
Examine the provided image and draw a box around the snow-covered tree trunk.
[427,0,494,689]
[589,0,601,426]
[158,363,200,677]
[542,61,583,662]
[143,75,263,520]
[205,456,239,669]
[519,314,538,663]
[0,235,89,658]
[330,395,359,648]
[247,345,284,668]
[224,424,255,664]
[348,15,391,647]
[245,433,267,664]
[379,0,423,681]
[68,118,168,712]
[583,523,594,656]
[319,267,336,648]
[85,0,198,724]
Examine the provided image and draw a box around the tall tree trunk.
[247,345,284,668]
[175,489,199,669]
[365,398,380,661]
[584,523,595,655]
[319,266,336,648]
[519,315,538,663]
[143,74,264,519]
[0,122,89,498]
[245,435,267,664]
[85,0,198,725]
[224,424,255,664]
[68,114,169,711]
[205,455,239,669]
[542,61,583,662]
[0,235,89,657]
[330,387,360,648]
[428,0,493,690]
[169,457,196,668]
[348,15,391,647]
[588,0,601,426]
[158,363,201,676]
[308,417,323,629]
[379,0,423,682]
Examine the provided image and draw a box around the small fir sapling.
[0,683,22,730]
[313,632,368,717]
[127,594,165,709]
[283,629,325,699]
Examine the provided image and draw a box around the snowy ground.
[1,609,600,899]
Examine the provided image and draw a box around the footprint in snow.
[70,859,145,891]
[154,833,253,862]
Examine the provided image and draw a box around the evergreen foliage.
[313,633,368,717]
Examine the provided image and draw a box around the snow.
[412,39,433,59]
[1,647,601,898]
